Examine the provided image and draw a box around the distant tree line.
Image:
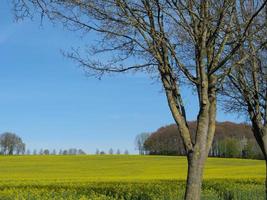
[30,148,87,155]
[95,148,129,155]
[0,132,130,156]
[136,122,263,159]
[0,132,88,156]
[8,148,87,155]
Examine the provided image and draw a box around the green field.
[0,155,265,199]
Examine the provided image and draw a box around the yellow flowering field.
[0,155,264,199]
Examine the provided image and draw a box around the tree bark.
[252,124,267,200]
[262,132,267,200]
[184,111,210,200]
[184,152,205,200]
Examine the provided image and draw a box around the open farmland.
[0,155,265,199]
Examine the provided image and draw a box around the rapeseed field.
[0,155,264,199]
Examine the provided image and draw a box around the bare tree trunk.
[262,132,267,200]
[265,160,267,200]
[184,108,212,200]
[253,125,267,200]
[251,124,267,200]
[184,152,205,200]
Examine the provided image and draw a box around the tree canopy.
[0,132,25,155]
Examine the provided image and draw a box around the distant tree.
[16,142,25,155]
[144,121,263,159]
[43,149,50,155]
[243,140,264,159]
[62,150,68,155]
[116,149,121,155]
[224,138,241,158]
[124,150,129,155]
[33,149,37,155]
[135,133,150,155]
[39,149,44,155]
[95,149,100,155]
[26,149,31,155]
[100,151,105,155]
[109,148,114,155]
[58,149,63,155]
[144,125,185,156]
[78,149,86,155]
[51,149,57,155]
[68,148,77,155]
[0,132,26,155]
[239,137,248,158]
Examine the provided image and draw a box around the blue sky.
[0,0,241,154]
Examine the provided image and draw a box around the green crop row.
[0,179,264,200]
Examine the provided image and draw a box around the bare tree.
[124,149,129,155]
[100,150,105,155]
[62,150,68,155]
[26,149,31,155]
[33,149,37,155]
[15,141,25,155]
[43,149,50,155]
[78,149,86,155]
[0,132,26,155]
[221,3,267,197]
[58,149,63,155]
[116,149,121,155]
[135,132,150,155]
[68,148,78,155]
[39,148,44,155]
[95,149,100,155]
[52,149,57,155]
[13,0,267,199]
[109,148,114,155]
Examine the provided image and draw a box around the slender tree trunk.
[262,132,267,200]
[183,94,216,200]
[184,152,205,200]
[159,63,216,200]
[255,126,267,200]
[265,160,267,200]
[254,126,267,200]
[184,114,209,200]
[248,120,267,200]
